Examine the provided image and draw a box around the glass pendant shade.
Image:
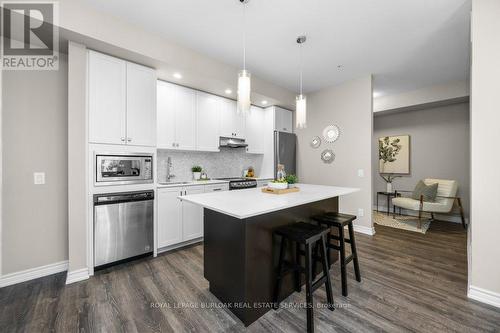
[295,94,307,129]
[237,69,251,114]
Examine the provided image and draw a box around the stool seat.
[273,222,334,333]
[311,212,356,226]
[274,222,329,244]
[311,212,361,297]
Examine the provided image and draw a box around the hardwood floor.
[1,220,499,332]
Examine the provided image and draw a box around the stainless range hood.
[219,137,248,148]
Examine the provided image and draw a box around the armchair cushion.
[411,180,438,202]
[393,178,459,214]
[392,197,453,213]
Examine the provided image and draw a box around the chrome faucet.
[166,157,175,181]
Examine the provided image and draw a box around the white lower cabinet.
[182,186,204,241]
[157,183,229,250]
[157,187,183,248]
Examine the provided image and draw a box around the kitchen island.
[181,184,358,326]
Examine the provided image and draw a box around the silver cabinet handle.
[283,128,287,131]
[172,143,175,147]
[213,188,221,191]
[120,137,125,142]
[127,138,132,142]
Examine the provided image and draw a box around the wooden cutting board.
[261,187,300,195]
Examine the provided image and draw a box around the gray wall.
[373,102,470,221]
[2,56,68,274]
[296,76,373,232]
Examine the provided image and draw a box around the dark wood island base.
[203,197,339,326]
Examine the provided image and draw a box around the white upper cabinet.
[174,86,197,150]
[126,62,157,146]
[157,81,196,150]
[196,92,220,152]
[245,106,265,154]
[274,106,293,133]
[88,51,127,145]
[88,51,156,146]
[220,98,245,139]
[157,80,176,148]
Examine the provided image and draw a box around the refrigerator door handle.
[274,131,279,179]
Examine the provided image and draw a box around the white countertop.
[157,179,229,188]
[180,183,359,219]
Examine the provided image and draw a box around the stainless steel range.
[216,178,257,190]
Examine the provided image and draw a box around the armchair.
[392,179,466,229]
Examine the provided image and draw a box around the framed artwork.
[378,135,410,174]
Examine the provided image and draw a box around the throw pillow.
[411,180,438,202]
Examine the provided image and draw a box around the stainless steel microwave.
[95,153,153,186]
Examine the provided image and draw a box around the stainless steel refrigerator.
[274,131,297,179]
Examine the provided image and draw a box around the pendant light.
[237,0,251,115]
[296,35,307,129]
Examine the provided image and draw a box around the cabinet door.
[275,107,293,133]
[126,62,156,146]
[245,106,265,154]
[234,107,246,139]
[175,85,197,150]
[196,92,220,152]
[219,98,236,138]
[204,183,229,192]
[157,81,176,148]
[157,188,183,248]
[182,186,204,241]
[88,51,126,144]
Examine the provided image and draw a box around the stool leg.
[312,242,320,280]
[326,229,332,267]
[320,234,335,311]
[338,225,348,297]
[305,243,315,333]
[273,236,286,310]
[347,222,361,282]
[295,243,301,292]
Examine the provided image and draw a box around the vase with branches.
[380,174,401,193]
[379,136,402,173]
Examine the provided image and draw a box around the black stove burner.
[216,178,257,190]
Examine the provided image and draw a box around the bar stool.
[311,212,361,297]
[273,222,334,333]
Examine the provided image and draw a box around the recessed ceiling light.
[225,89,232,94]
[173,72,182,79]
[337,65,343,70]
[262,100,268,105]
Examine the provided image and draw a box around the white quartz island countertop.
[180,183,359,219]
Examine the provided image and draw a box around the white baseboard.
[468,285,500,308]
[353,224,376,236]
[66,268,90,285]
[0,260,68,288]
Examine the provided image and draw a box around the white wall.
[67,42,88,276]
[2,56,68,274]
[468,0,500,307]
[374,80,469,113]
[296,76,374,234]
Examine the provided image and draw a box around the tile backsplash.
[157,148,264,182]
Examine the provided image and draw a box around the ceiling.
[82,0,471,97]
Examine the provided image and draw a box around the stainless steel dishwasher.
[94,190,154,268]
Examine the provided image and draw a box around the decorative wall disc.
[321,149,335,163]
[322,125,340,143]
[310,136,321,148]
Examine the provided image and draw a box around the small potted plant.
[285,174,298,188]
[192,165,202,180]
[380,173,401,193]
